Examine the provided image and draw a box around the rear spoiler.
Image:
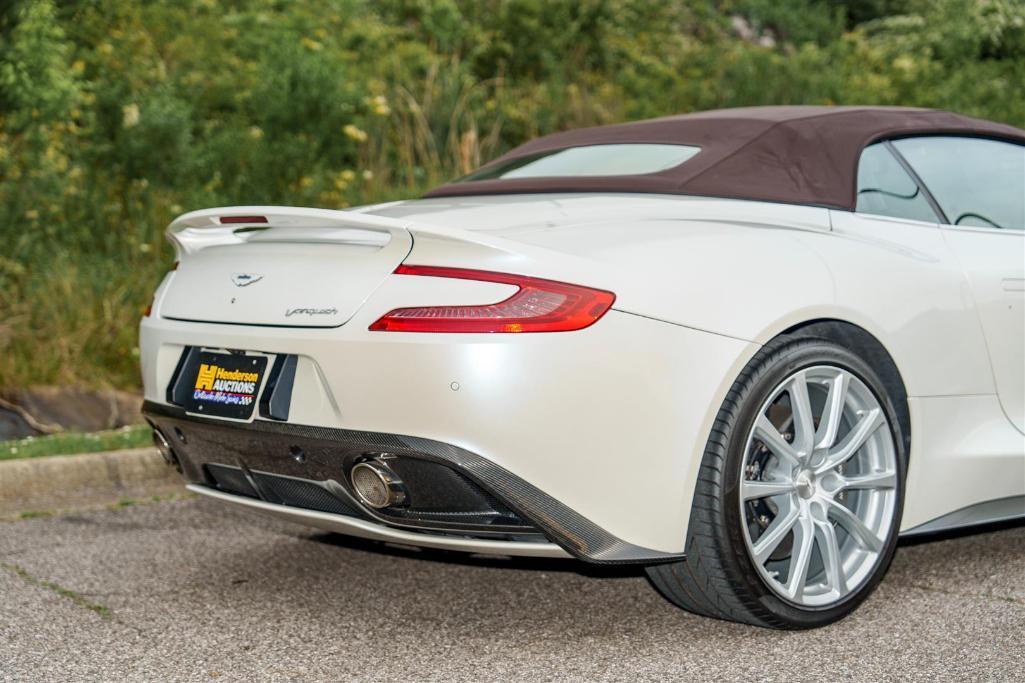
[167,205,412,255]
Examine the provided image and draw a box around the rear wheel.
[647,335,906,628]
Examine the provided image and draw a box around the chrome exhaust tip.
[350,459,407,509]
[151,428,181,472]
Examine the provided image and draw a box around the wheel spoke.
[752,500,800,565]
[783,515,815,601]
[813,518,848,597]
[741,478,796,501]
[754,415,800,469]
[814,371,849,450]
[827,499,883,553]
[787,371,816,457]
[838,469,897,492]
[815,408,884,474]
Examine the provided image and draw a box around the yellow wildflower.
[122,104,141,128]
[893,55,915,73]
[343,124,368,142]
[370,95,390,116]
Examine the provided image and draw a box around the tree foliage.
[1,0,1022,388]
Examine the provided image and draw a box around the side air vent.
[206,463,258,498]
[249,471,363,518]
[207,464,365,518]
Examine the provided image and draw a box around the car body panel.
[939,226,1025,433]
[368,195,995,397]
[903,394,1025,530]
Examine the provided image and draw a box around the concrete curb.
[0,447,185,516]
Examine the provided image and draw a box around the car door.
[891,135,1025,434]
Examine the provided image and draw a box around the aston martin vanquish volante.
[141,107,1025,628]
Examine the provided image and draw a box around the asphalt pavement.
[1,496,1022,681]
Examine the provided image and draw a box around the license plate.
[182,351,268,420]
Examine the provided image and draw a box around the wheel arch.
[655,317,912,626]
[777,318,912,458]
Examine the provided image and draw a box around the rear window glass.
[462,144,701,181]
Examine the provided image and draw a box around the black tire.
[646,334,908,629]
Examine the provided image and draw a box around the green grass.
[18,510,54,519]
[1,562,112,619]
[0,424,151,460]
[5,491,192,523]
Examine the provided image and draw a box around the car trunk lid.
[160,207,412,328]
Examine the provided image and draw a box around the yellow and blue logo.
[195,363,218,391]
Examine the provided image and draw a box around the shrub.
[0,0,1022,388]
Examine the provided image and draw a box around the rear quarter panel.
[442,199,994,398]
[398,200,1008,534]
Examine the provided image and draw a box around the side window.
[855,143,938,223]
[892,136,1025,230]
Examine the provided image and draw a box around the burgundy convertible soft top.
[424,106,1025,210]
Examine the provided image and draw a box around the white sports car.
[141,106,1025,628]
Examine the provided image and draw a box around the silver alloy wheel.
[739,365,898,608]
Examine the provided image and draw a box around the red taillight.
[219,215,268,224]
[369,265,615,333]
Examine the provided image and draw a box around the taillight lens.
[369,265,615,333]
[219,215,268,224]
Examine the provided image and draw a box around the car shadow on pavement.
[309,531,647,579]
[307,516,1025,578]
[897,517,1025,547]
[309,518,1025,578]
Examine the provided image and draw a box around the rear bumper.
[145,401,670,562]
[187,485,571,559]
[140,307,756,558]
